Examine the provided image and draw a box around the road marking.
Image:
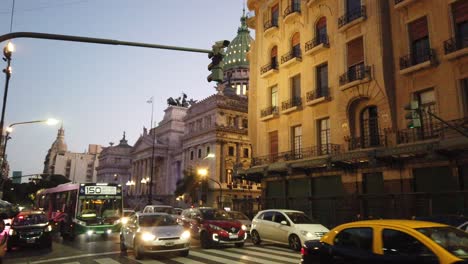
[170,256,206,264]
[63,262,80,264]
[29,251,121,264]
[244,246,300,258]
[189,250,242,264]
[205,249,276,264]
[228,247,299,263]
[95,258,122,264]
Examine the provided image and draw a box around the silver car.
[120,213,190,260]
[228,211,252,233]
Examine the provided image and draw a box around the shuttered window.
[347,37,364,67]
[271,46,278,67]
[271,4,279,25]
[409,17,428,41]
[316,17,327,40]
[291,74,301,98]
[453,0,468,24]
[292,32,300,56]
[269,131,278,157]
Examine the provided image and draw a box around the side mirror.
[280,220,288,225]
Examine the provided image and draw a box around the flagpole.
[148,96,155,205]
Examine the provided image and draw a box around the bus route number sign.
[84,186,117,195]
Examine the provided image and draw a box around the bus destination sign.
[84,185,117,195]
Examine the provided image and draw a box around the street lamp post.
[197,168,223,209]
[0,42,14,179]
[147,96,156,205]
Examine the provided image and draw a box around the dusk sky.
[0,0,252,177]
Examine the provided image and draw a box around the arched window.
[316,17,327,44]
[360,106,380,147]
[271,46,278,68]
[292,32,301,57]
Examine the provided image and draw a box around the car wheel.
[134,240,144,260]
[235,242,244,248]
[251,230,261,245]
[289,234,301,251]
[200,232,211,249]
[120,236,127,252]
[179,250,189,257]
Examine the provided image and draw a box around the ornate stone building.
[95,132,133,191]
[244,0,468,227]
[43,127,102,183]
[181,10,261,215]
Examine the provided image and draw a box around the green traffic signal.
[404,100,422,129]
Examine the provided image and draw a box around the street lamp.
[125,179,135,196]
[197,167,223,209]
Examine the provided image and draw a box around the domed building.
[180,9,261,215]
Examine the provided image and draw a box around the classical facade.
[244,0,468,227]
[95,132,133,188]
[181,10,261,216]
[43,127,102,183]
[129,106,186,209]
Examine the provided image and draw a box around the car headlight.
[141,232,156,241]
[121,217,129,225]
[76,220,86,226]
[241,225,247,231]
[300,230,315,238]
[181,230,190,239]
[45,225,53,232]
[208,224,223,231]
[9,229,15,236]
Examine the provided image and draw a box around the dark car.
[7,211,52,250]
[180,207,247,249]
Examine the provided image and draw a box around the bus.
[36,182,123,240]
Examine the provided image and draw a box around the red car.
[180,207,247,248]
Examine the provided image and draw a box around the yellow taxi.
[301,219,468,264]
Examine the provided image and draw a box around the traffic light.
[404,100,422,128]
[207,40,230,83]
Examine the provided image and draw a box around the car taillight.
[300,247,308,256]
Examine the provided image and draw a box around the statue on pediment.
[167,92,197,107]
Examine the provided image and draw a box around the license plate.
[165,242,174,246]
[26,238,35,243]
[229,234,238,239]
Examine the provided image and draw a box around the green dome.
[224,10,253,71]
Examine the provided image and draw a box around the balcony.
[394,0,419,10]
[339,64,371,89]
[345,134,386,151]
[280,49,302,68]
[305,35,329,56]
[443,37,468,60]
[252,144,341,166]
[260,106,279,121]
[283,3,301,23]
[260,61,279,78]
[263,19,279,36]
[338,6,366,31]
[399,48,436,74]
[306,89,330,106]
[281,97,302,113]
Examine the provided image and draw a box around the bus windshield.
[77,198,121,224]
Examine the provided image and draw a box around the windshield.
[139,215,177,227]
[153,207,177,214]
[123,211,135,217]
[229,211,250,220]
[77,198,121,223]
[417,226,468,259]
[201,209,232,220]
[13,214,48,226]
[285,212,319,224]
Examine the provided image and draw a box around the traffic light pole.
[422,109,468,139]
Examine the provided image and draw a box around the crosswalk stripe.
[189,250,243,264]
[227,247,299,263]
[263,245,296,253]
[243,245,300,258]
[131,257,167,264]
[170,256,207,264]
[204,249,282,264]
[63,262,80,264]
[95,258,122,264]
[30,251,121,264]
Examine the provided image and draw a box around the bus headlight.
[181,230,190,240]
[141,232,155,241]
[121,217,129,225]
[86,230,93,236]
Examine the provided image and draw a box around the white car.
[120,213,190,260]
[250,209,329,251]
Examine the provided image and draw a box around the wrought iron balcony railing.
[444,37,468,54]
[306,88,329,102]
[283,3,301,17]
[260,61,278,74]
[264,19,279,31]
[305,35,329,51]
[281,48,301,64]
[345,134,386,151]
[252,144,341,166]
[281,97,302,110]
[399,48,435,70]
[260,106,279,118]
[338,6,366,28]
[394,0,405,4]
[339,64,371,85]
[397,117,468,144]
